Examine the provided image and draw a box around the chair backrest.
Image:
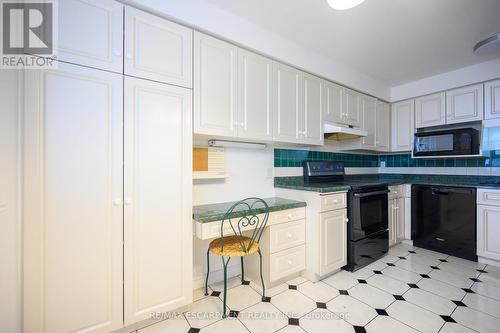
[219,197,270,254]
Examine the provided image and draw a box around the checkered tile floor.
[136,243,500,333]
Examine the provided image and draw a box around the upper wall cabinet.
[273,63,302,144]
[324,82,343,123]
[376,101,390,152]
[302,74,324,145]
[391,100,414,152]
[56,0,123,73]
[194,32,238,137]
[125,6,192,87]
[237,49,273,141]
[485,79,500,120]
[342,88,362,127]
[446,84,483,124]
[415,93,446,128]
[360,95,377,149]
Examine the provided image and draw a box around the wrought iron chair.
[204,197,270,318]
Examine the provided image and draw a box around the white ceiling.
[205,0,500,86]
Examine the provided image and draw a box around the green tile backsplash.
[274,149,498,168]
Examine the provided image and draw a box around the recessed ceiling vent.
[474,31,500,56]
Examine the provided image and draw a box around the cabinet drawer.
[269,245,306,282]
[478,189,500,206]
[320,193,346,211]
[270,207,306,224]
[269,220,305,253]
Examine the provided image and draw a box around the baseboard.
[192,265,241,289]
[478,256,500,268]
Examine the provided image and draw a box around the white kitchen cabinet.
[446,84,484,124]
[302,73,324,145]
[415,93,446,128]
[376,101,390,151]
[389,198,397,247]
[194,32,238,136]
[485,79,500,120]
[273,62,302,143]
[237,49,274,140]
[323,81,343,123]
[477,205,500,262]
[124,6,192,87]
[123,77,192,324]
[319,209,348,275]
[23,63,124,333]
[342,88,362,127]
[56,0,123,73]
[391,100,415,152]
[477,189,500,263]
[396,197,405,243]
[389,186,405,247]
[361,95,377,149]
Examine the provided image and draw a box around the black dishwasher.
[411,185,476,261]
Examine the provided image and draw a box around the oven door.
[348,189,389,241]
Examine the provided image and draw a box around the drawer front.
[320,193,346,211]
[270,207,306,224]
[269,220,305,253]
[269,245,306,282]
[478,189,500,206]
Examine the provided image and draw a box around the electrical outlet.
[380,161,386,168]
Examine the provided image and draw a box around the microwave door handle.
[354,189,389,198]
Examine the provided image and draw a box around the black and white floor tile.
[137,244,500,333]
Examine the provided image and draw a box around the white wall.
[391,57,500,102]
[126,0,390,100]
[192,141,275,288]
[0,70,21,333]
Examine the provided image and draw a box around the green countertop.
[193,197,307,223]
[273,177,351,193]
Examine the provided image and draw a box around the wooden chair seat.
[209,235,259,257]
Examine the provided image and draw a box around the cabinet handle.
[345,218,349,223]
[113,198,122,206]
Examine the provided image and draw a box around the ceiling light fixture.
[327,0,366,10]
[474,31,500,56]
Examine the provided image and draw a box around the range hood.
[324,122,367,140]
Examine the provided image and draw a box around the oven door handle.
[353,189,389,198]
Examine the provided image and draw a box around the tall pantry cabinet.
[23,2,192,332]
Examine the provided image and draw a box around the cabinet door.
[302,74,324,145]
[273,63,302,143]
[237,49,273,140]
[319,209,347,275]
[477,205,500,261]
[124,77,192,324]
[396,198,405,243]
[124,6,192,87]
[446,84,484,124]
[324,82,343,123]
[23,63,123,333]
[342,88,362,127]
[415,93,446,128]
[391,100,414,152]
[376,101,390,151]
[388,199,397,247]
[194,32,237,136]
[361,95,377,149]
[56,0,123,73]
[485,80,500,120]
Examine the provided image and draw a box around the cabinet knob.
[333,199,338,203]
[126,53,133,59]
[345,218,349,222]
[287,214,292,220]
[124,198,132,205]
[287,260,293,266]
[287,232,293,239]
[240,122,245,127]
[113,198,122,206]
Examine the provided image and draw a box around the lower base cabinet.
[477,189,500,263]
[319,209,348,276]
[389,186,405,247]
[23,62,192,333]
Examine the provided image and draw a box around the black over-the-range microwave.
[413,128,480,157]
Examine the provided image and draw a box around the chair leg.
[221,256,231,318]
[204,249,210,296]
[258,249,266,300]
[240,256,245,283]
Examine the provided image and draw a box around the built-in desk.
[193,197,307,287]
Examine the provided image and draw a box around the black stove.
[303,160,389,272]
